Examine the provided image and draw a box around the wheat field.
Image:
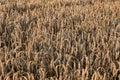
[0,0,120,80]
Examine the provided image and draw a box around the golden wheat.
[0,0,120,80]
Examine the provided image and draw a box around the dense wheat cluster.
[0,0,120,80]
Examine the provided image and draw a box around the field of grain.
[0,0,120,80]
